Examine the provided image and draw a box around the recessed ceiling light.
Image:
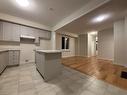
[91,14,110,23]
[16,0,29,7]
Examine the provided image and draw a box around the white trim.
[52,0,110,31]
[97,57,114,61]
[20,35,35,39]
[61,49,70,52]
[58,31,78,38]
[113,62,127,67]
[20,60,35,64]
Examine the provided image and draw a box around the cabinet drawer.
[8,51,20,66]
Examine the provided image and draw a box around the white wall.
[88,33,96,57]
[56,33,76,58]
[77,34,88,56]
[114,18,127,66]
[98,28,114,60]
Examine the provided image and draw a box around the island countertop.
[35,50,62,53]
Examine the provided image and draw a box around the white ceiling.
[0,0,91,27]
[57,0,127,34]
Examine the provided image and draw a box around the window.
[62,36,69,49]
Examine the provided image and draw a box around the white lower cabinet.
[0,51,8,74]
[8,50,20,66]
[0,50,20,74]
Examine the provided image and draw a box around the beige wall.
[0,39,52,64]
[56,33,76,58]
[98,28,114,60]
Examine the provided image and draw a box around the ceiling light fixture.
[92,14,110,23]
[16,0,29,7]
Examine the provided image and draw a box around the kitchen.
[0,0,127,95]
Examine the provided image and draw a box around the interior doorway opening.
[88,31,98,57]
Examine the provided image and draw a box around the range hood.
[20,35,35,39]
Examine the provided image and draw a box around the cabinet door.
[0,52,8,74]
[45,31,51,39]
[0,21,3,40]
[39,30,51,39]
[38,29,51,40]
[12,24,21,42]
[13,51,20,65]
[21,26,35,37]
[33,29,39,44]
[0,53,3,73]
[8,51,14,66]
[8,51,20,66]
[1,22,20,42]
[35,52,45,75]
[3,52,8,67]
[3,22,13,41]
[21,26,28,36]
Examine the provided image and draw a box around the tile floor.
[0,63,127,95]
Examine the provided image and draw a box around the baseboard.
[20,60,35,64]
[7,64,19,68]
[97,57,114,61]
[113,62,127,67]
[62,56,75,58]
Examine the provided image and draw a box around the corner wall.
[114,18,127,67]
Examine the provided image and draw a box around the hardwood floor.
[62,56,127,90]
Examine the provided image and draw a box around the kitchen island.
[35,50,62,81]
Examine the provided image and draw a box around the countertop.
[35,50,62,53]
[0,49,20,53]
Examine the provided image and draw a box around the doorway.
[88,32,98,57]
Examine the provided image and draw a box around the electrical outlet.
[25,60,29,62]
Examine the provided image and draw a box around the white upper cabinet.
[38,29,51,40]
[0,21,51,43]
[3,22,13,41]
[12,24,21,42]
[2,22,21,42]
[21,26,35,37]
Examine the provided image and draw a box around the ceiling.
[0,0,91,27]
[57,0,127,34]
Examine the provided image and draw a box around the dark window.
[62,37,65,49]
[62,36,69,49]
